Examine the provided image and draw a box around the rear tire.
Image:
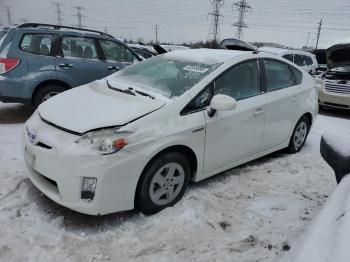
[136,152,191,215]
[33,85,66,108]
[287,116,310,153]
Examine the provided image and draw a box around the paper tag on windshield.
[182,65,209,74]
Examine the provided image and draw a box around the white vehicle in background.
[259,47,319,74]
[316,43,350,110]
[23,49,318,215]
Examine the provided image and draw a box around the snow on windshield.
[111,56,221,99]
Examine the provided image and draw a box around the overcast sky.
[1,0,350,48]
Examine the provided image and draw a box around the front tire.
[33,85,66,108]
[136,152,191,214]
[287,116,310,153]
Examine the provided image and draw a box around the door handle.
[292,95,299,102]
[59,63,73,68]
[108,66,120,71]
[253,108,265,117]
[192,127,205,133]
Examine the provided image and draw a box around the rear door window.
[263,59,294,91]
[293,55,304,66]
[99,39,137,63]
[20,34,56,56]
[61,36,98,59]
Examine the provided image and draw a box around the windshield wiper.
[134,90,155,99]
[106,79,136,96]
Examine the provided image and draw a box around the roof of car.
[164,48,249,64]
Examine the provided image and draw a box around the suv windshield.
[112,55,221,98]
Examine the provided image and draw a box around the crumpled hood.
[326,43,350,69]
[38,81,165,134]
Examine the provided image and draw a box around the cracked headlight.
[75,128,133,155]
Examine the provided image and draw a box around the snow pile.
[282,175,350,262]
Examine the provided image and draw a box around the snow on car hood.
[38,81,166,134]
[326,43,350,70]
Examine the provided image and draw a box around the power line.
[52,2,64,26]
[315,18,323,49]
[155,24,159,43]
[232,0,252,40]
[73,6,85,28]
[5,6,12,25]
[208,0,225,43]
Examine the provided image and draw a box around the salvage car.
[317,43,350,110]
[23,49,318,215]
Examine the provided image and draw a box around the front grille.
[325,81,350,95]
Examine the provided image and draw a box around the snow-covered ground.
[0,102,349,262]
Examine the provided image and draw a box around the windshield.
[112,55,221,98]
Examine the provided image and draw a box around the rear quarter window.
[20,34,55,56]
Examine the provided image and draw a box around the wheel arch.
[301,112,313,126]
[134,144,198,206]
[31,80,71,105]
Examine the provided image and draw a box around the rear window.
[0,30,8,47]
[20,34,55,56]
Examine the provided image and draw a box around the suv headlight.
[75,128,133,155]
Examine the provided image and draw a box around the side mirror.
[208,94,237,117]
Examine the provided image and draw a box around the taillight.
[0,58,20,74]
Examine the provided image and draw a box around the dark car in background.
[0,23,141,107]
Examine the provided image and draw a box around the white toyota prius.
[23,49,318,215]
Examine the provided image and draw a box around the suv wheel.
[33,85,66,108]
[287,116,310,153]
[136,152,191,214]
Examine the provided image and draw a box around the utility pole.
[232,0,252,40]
[305,32,310,48]
[5,6,12,25]
[208,0,225,44]
[52,2,63,26]
[73,6,85,28]
[315,18,323,49]
[154,24,159,44]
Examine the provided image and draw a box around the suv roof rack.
[18,23,114,38]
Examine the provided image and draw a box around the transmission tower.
[154,24,159,43]
[73,6,85,28]
[232,0,252,40]
[52,2,64,26]
[208,0,225,44]
[315,18,323,49]
[5,6,12,25]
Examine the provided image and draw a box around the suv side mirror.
[208,94,237,117]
